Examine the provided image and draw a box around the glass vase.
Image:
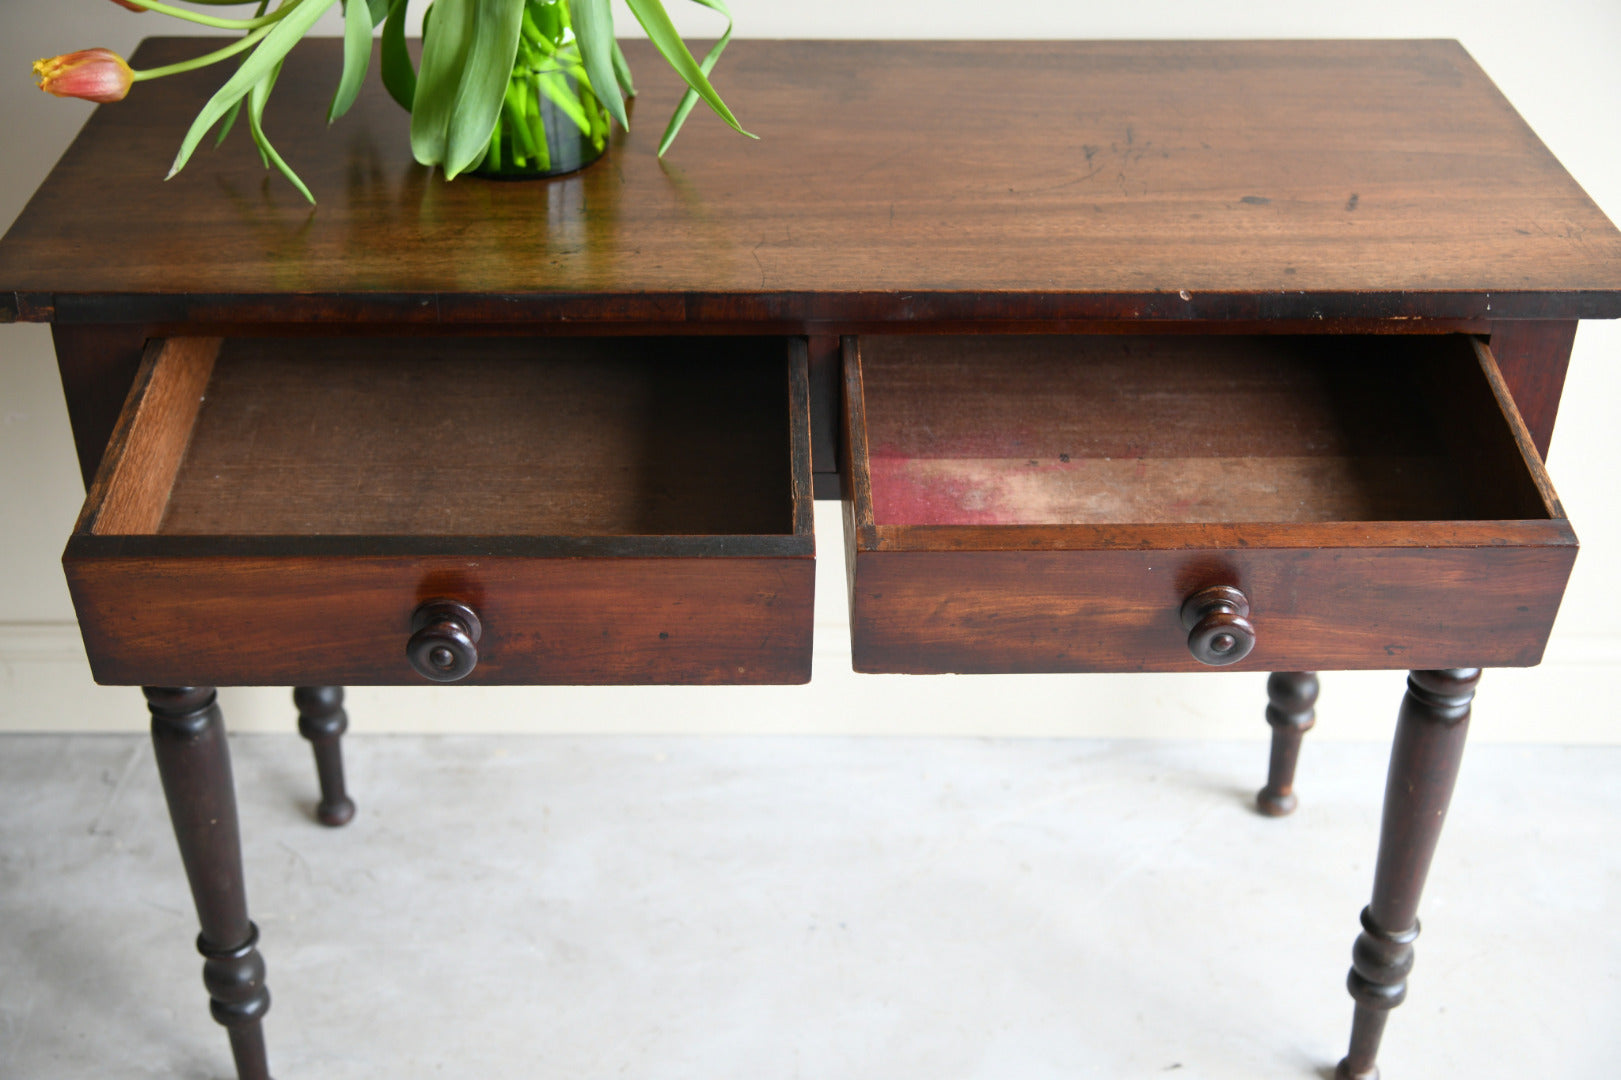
[474,0,610,180]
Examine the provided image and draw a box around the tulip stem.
[114,0,303,30]
[130,22,276,80]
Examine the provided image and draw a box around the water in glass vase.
[475,0,611,179]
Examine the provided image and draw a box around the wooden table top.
[3,37,1619,326]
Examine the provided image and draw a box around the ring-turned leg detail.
[1257,671,1318,816]
[146,686,273,1080]
[295,686,355,827]
[1335,668,1479,1080]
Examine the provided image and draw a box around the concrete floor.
[1,734,1617,1079]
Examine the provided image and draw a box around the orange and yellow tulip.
[32,48,134,103]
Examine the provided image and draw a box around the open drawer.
[65,335,814,686]
[841,334,1575,674]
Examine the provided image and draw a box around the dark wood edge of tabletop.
[8,290,1621,326]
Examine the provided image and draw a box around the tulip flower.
[32,48,134,104]
[109,0,147,11]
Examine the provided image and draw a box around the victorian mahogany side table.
[3,38,1619,1080]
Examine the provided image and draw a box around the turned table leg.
[146,686,272,1080]
[1257,671,1318,816]
[1335,668,1478,1080]
[294,686,356,827]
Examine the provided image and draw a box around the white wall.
[3,1,1618,739]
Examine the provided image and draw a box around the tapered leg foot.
[295,686,355,827]
[1335,1042,1383,1080]
[1335,668,1478,1080]
[1257,671,1317,816]
[146,686,272,1080]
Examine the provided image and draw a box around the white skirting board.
[3,617,1617,742]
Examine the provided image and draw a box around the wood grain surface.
[845,545,1574,673]
[67,555,815,685]
[78,337,218,535]
[51,324,156,487]
[1487,320,1581,457]
[841,333,1576,672]
[856,334,1550,526]
[64,334,816,685]
[4,38,1619,325]
[1338,668,1478,1080]
[155,336,797,536]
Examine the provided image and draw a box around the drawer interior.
[854,334,1554,527]
[86,335,803,539]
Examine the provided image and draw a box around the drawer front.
[842,333,1577,674]
[848,546,1573,674]
[67,554,813,686]
[66,334,816,686]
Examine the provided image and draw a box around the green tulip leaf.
[366,0,389,24]
[248,63,276,169]
[248,60,316,203]
[380,0,416,110]
[571,0,629,131]
[211,0,271,147]
[328,0,374,123]
[410,0,475,166]
[526,1,560,45]
[624,0,751,142]
[214,98,243,147]
[610,38,635,97]
[446,0,527,177]
[656,0,735,156]
[167,0,338,182]
[411,0,528,177]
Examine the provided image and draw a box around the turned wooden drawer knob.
[1180,585,1255,666]
[407,600,483,682]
